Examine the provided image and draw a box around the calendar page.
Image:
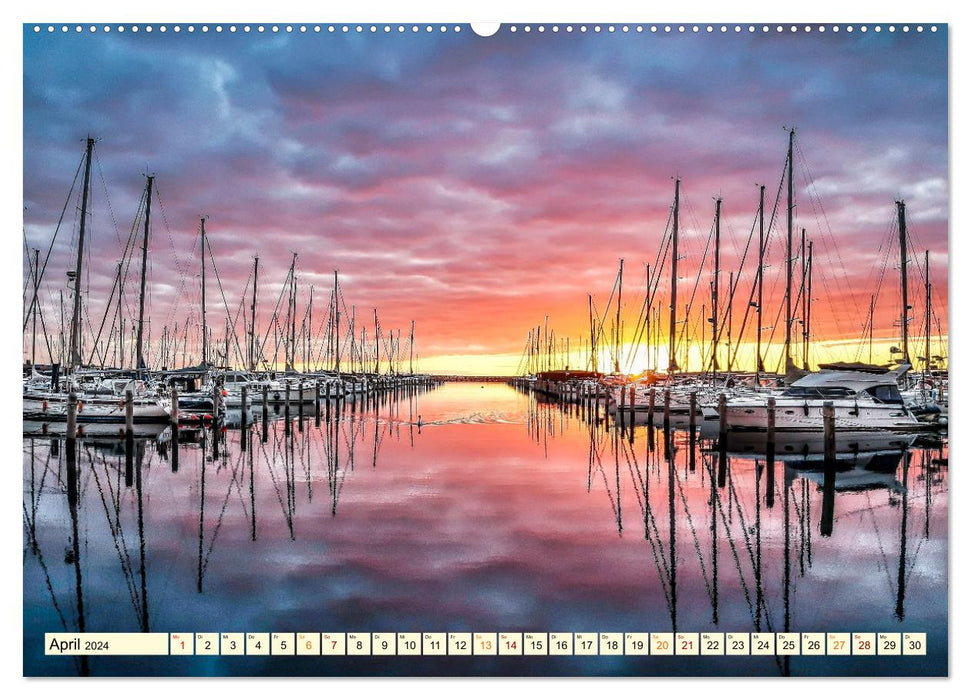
[21,14,948,680]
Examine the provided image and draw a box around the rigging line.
[591,267,622,363]
[94,147,125,250]
[620,205,676,370]
[311,290,335,370]
[621,265,653,370]
[256,265,294,366]
[205,235,248,367]
[855,224,897,360]
[22,153,86,333]
[22,239,37,324]
[153,184,195,332]
[22,226,34,301]
[85,190,148,366]
[675,209,715,365]
[796,140,865,323]
[725,158,787,370]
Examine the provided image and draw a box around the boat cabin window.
[861,385,904,404]
[782,386,854,399]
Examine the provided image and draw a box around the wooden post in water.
[689,391,697,430]
[170,386,179,424]
[823,401,836,465]
[212,382,220,425]
[766,397,776,456]
[240,386,248,450]
[66,391,78,461]
[648,388,656,427]
[617,385,633,432]
[171,419,180,473]
[718,393,728,449]
[284,383,291,435]
[261,385,269,437]
[297,382,304,431]
[125,389,134,440]
[821,403,838,537]
[315,381,321,418]
[663,389,671,431]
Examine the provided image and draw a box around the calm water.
[22,382,948,676]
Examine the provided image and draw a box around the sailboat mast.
[644,264,651,373]
[868,294,876,365]
[727,271,734,373]
[784,128,795,374]
[615,259,623,374]
[711,198,721,377]
[804,239,813,370]
[756,184,765,381]
[924,249,931,378]
[588,294,596,373]
[290,257,297,370]
[668,178,681,373]
[116,263,124,369]
[68,137,95,375]
[373,309,379,374]
[249,256,259,371]
[59,290,65,365]
[31,248,39,369]
[409,320,415,375]
[135,175,154,375]
[333,270,341,375]
[896,200,910,365]
[200,217,208,366]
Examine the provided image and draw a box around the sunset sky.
[22,23,948,375]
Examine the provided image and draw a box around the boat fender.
[77,402,83,413]
[802,402,809,417]
[42,400,48,411]
[850,402,859,417]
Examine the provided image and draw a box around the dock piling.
[718,392,728,448]
[125,389,134,439]
[240,386,248,449]
[663,389,671,431]
[66,391,77,461]
[170,386,179,424]
[823,401,836,464]
[766,396,776,455]
[648,388,655,427]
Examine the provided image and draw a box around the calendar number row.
[46,632,926,657]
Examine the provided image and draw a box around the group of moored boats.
[521,362,947,432]
[23,363,433,436]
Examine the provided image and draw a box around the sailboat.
[22,140,169,432]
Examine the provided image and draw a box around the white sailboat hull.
[724,398,919,431]
[23,392,170,424]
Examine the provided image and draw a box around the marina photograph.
[20,15,949,680]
